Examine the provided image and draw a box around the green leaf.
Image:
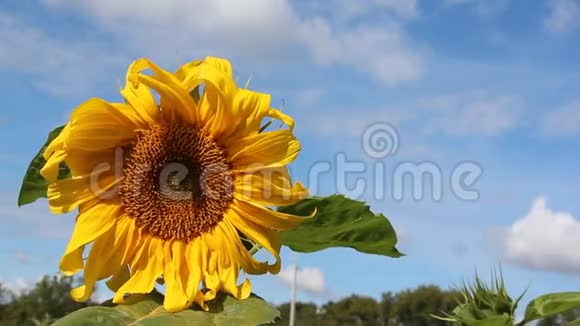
[568,318,580,326]
[52,292,280,326]
[524,292,580,322]
[278,194,403,257]
[18,126,70,206]
[470,314,513,326]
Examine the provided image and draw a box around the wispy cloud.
[0,12,128,96]
[418,89,523,136]
[443,0,513,17]
[40,0,424,85]
[544,0,580,35]
[499,197,580,274]
[542,99,580,137]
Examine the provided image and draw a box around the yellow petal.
[104,216,139,292]
[218,220,270,274]
[267,107,294,131]
[232,199,314,231]
[131,58,198,126]
[111,215,141,269]
[106,264,130,292]
[163,241,189,312]
[40,150,67,183]
[174,59,203,82]
[225,209,282,274]
[59,201,119,275]
[181,60,238,135]
[64,149,116,177]
[71,225,117,301]
[41,125,71,182]
[65,98,142,151]
[229,130,300,172]
[113,237,163,303]
[47,171,120,214]
[220,264,251,300]
[59,246,84,277]
[180,57,237,94]
[185,239,203,301]
[234,170,309,206]
[120,60,161,125]
[210,88,271,144]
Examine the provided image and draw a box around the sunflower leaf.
[278,194,403,258]
[18,125,70,207]
[52,291,280,325]
[523,292,580,322]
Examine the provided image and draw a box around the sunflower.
[40,57,312,312]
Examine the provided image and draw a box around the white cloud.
[501,197,580,274]
[419,89,523,136]
[300,22,423,84]
[40,0,423,85]
[0,13,128,96]
[277,265,327,295]
[542,100,580,136]
[299,0,418,24]
[444,0,512,16]
[0,276,36,295]
[297,106,415,137]
[545,0,580,34]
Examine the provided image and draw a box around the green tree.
[274,302,319,326]
[389,285,461,326]
[320,295,381,326]
[0,275,95,326]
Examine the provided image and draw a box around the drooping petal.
[229,130,300,172]
[234,169,309,206]
[232,199,315,230]
[106,265,130,292]
[266,107,295,131]
[163,241,189,312]
[218,220,270,274]
[47,171,121,214]
[221,89,271,141]
[41,125,71,182]
[130,58,198,126]
[104,215,140,292]
[71,224,117,301]
[59,201,120,275]
[65,98,144,151]
[64,149,117,177]
[184,239,203,301]
[113,237,164,303]
[120,60,161,125]
[41,149,67,183]
[225,209,283,273]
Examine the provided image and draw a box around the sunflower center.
[121,123,233,241]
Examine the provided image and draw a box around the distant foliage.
[0,275,96,326]
[273,285,461,326]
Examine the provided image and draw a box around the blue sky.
[1,0,580,313]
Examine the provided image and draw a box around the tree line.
[0,275,576,325]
